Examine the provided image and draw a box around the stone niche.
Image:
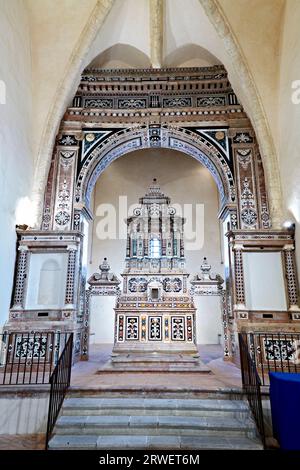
[227,229,300,332]
[6,229,84,360]
[26,252,68,310]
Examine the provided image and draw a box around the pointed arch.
[31,0,283,230]
[199,0,284,227]
[31,0,116,225]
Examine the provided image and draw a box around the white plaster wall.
[0,395,48,434]
[0,1,33,325]
[89,296,116,343]
[278,0,300,282]
[243,252,287,311]
[216,0,285,151]
[194,296,223,344]
[88,148,224,342]
[86,0,150,68]
[166,0,283,149]
[25,0,98,163]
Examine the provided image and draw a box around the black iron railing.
[243,332,300,386]
[239,333,266,448]
[0,332,71,385]
[45,333,73,449]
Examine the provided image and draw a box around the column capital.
[283,244,294,251]
[18,245,29,252]
[67,244,77,251]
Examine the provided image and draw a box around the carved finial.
[200,257,211,280]
[99,257,110,273]
[88,257,121,287]
[149,177,161,194]
[191,256,224,290]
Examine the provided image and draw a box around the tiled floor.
[70,344,242,391]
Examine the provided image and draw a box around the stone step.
[99,364,211,373]
[55,414,256,437]
[68,387,245,400]
[100,355,210,373]
[62,397,249,418]
[48,434,263,450]
[111,354,199,364]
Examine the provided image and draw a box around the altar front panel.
[116,311,195,345]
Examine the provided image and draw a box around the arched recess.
[74,125,235,216]
[38,259,61,306]
[164,44,221,68]
[31,0,283,230]
[88,43,151,69]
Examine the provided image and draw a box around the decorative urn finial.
[99,257,110,275]
[200,257,212,280]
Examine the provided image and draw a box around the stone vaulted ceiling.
[25,0,285,228]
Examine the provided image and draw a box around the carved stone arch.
[75,125,235,215]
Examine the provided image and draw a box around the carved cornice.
[226,229,294,247]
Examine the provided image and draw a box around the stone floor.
[0,345,242,450]
[0,434,45,450]
[70,344,242,391]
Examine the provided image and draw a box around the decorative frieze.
[231,128,271,230]
[64,246,77,306]
[233,248,246,306]
[53,148,78,231]
[283,248,300,309]
[221,291,232,359]
[12,246,29,309]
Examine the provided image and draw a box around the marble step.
[99,356,210,373]
[54,414,257,437]
[48,434,263,450]
[62,397,250,418]
[99,364,211,373]
[111,354,200,363]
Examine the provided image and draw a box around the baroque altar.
[104,179,208,372]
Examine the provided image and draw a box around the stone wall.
[278,0,300,280]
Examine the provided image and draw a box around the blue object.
[269,372,300,450]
